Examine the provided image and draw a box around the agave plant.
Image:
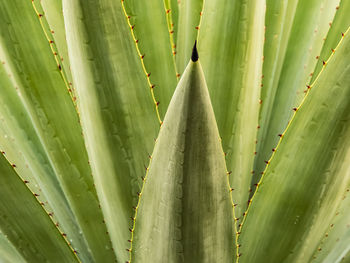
[0,0,350,262]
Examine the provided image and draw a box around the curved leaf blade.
[312,183,350,263]
[132,56,235,262]
[0,154,78,262]
[0,58,92,261]
[238,29,350,263]
[40,0,74,91]
[198,0,265,220]
[123,0,178,117]
[0,1,114,261]
[62,0,163,260]
[311,0,350,82]
[253,0,340,187]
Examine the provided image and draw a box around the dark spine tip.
[191,40,199,62]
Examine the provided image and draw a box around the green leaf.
[253,0,340,188]
[311,0,350,82]
[0,1,114,261]
[289,111,350,262]
[131,55,235,262]
[62,0,165,261]
[123,0,178,117]
[176,0,203,74]
[0,230,25,263]
[253,0,299,190]
[238,28,350,263]
[311,184,350,263]
[0,57,92,261]
[40,0,74,92]
[0,154,78,262]
[198,0,265,220]
[168,0,179,50]
[163,0,179,73]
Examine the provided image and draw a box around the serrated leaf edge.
[236,26,350,263]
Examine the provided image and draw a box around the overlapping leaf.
[62,0,168,260]
[253,0,340,189]
[0,1,113,261]
[0,153,78,262]
[0,1,349,262]
[238,30,350,263]
[198,0,265,220]
[0,52,91,261]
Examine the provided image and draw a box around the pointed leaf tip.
[191,40,199,62]
[132,59,235,262]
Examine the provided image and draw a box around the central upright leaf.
[132,47,235,262]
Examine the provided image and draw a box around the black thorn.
[191,40,199,62]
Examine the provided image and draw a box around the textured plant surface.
[0,0,349,262]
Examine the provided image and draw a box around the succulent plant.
[0,0,349,262]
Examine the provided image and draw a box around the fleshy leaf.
[62,0,163,261]
[131,51,235,262]
[0,154,78,262]
[311,0,350,82]
[198,0,265,220]
[253,0,340,189]
[311,183,350,263]
[123,0,178,117]
[0,230,25,263]
[40,0,74,91]
[238,28,350,263]
[0,55,92,261]
[176,0,203,74]
[0,1,114,261]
